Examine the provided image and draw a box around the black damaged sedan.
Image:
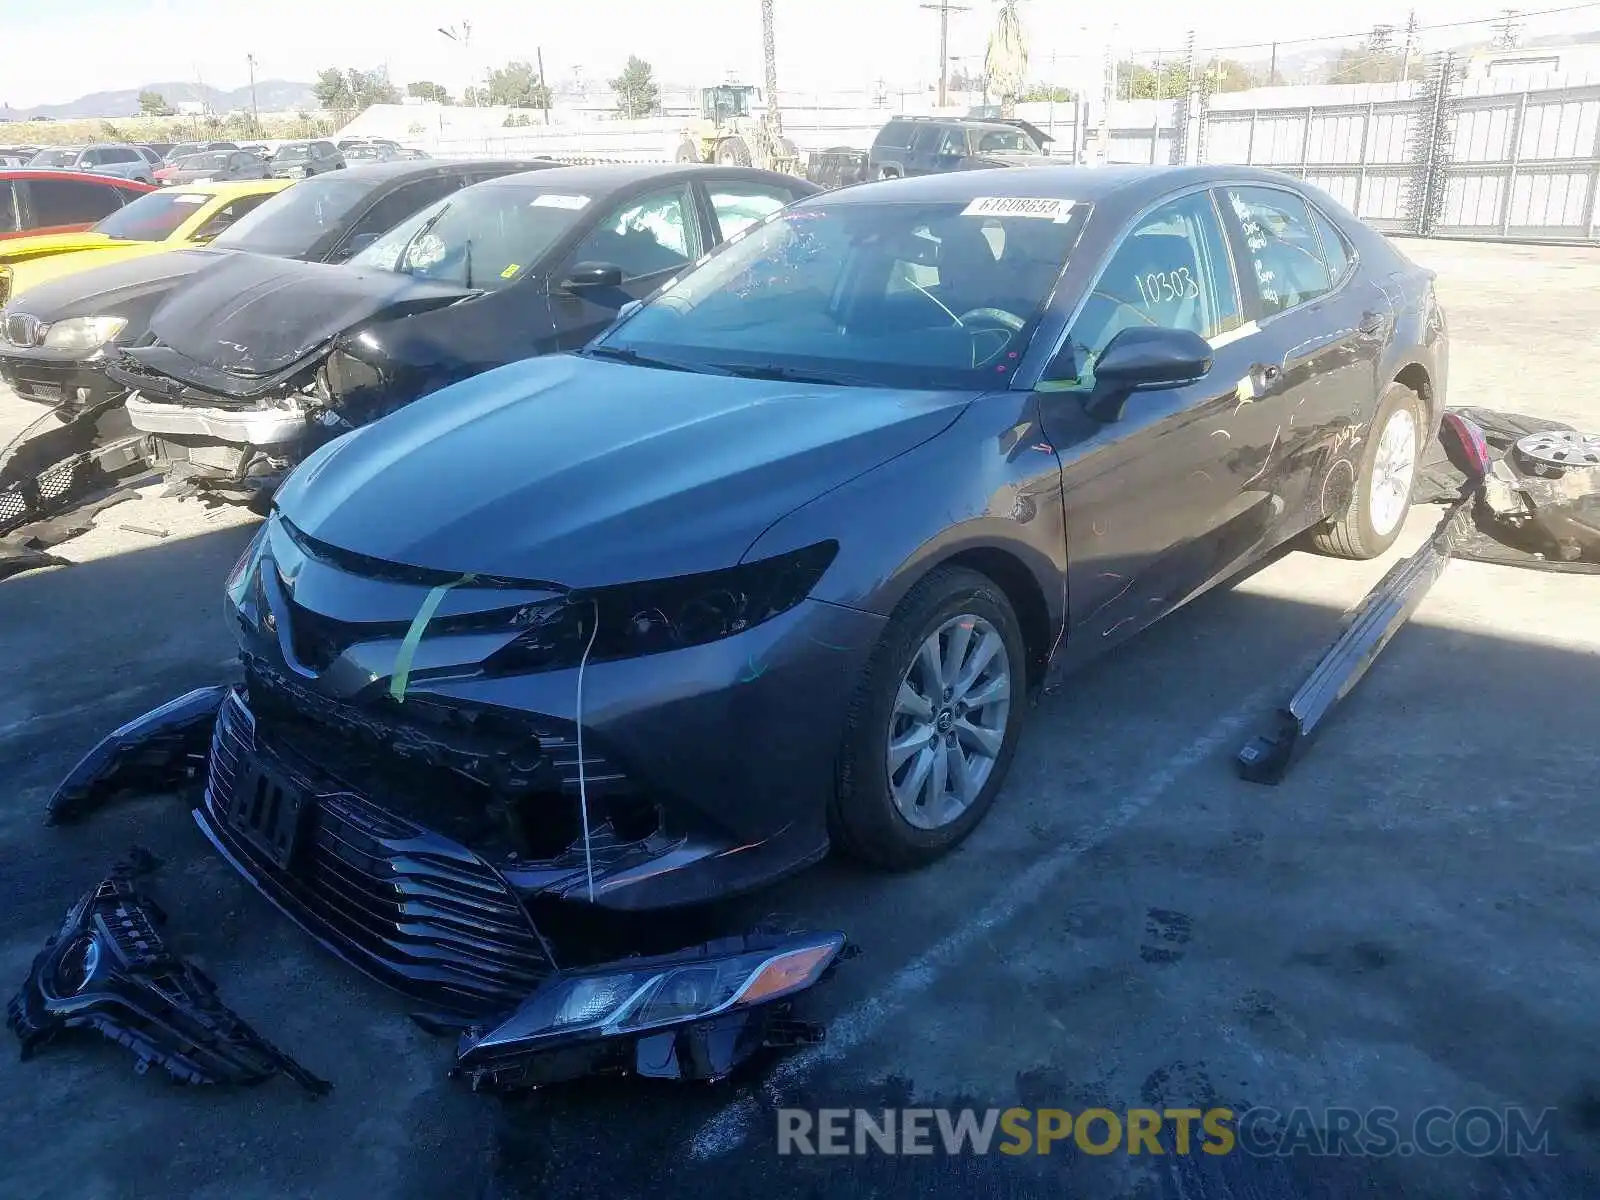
[203,166,1445,1006]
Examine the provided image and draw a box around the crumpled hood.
[0,248,228,321]
[276,353,975,587]
[147,253,473,377]
[0,231,118,266]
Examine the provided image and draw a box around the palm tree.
[985,0,1028,117]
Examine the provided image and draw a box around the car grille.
[198,689,555,1014]
[0,455,90,533]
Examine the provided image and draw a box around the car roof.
[0,168,151,188]
[326,158,559,185]
[475,162,807,190]
[156,178,294,198]
[807,164,1314,209]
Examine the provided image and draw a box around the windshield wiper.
[582,346,727,375]
[707,363,867,387]
[463,238,473,289]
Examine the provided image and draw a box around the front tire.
[714,137,752,166]
[831,566,1027,869]
[1310,381,1424,559]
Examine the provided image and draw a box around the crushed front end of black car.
[6,849,331,1095]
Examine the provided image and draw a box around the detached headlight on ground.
[41,316,127,352]
[453,932,848,1090]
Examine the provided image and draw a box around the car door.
[546,182,707,348]
[1036,186,1274,663]
[1213,183,1388,538]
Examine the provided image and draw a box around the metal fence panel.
[1197,78,1600,243]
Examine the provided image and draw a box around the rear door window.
[24,177,125,226]
[875,120,915,150]
[706,183,794,240]
[1221,185,1334,317]
[1309,205,1354,286]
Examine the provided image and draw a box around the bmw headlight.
[461,933,845,1052]
[41,316,127,353]
[485,540,839,674]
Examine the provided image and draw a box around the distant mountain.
[0,79,318,121]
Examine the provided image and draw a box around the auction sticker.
[530,194,591,210]
[960,196,1071,220]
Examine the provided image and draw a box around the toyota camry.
[199,165,1446,1006]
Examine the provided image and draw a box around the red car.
[0,169,155,240]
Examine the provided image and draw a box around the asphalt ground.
[2,237,1599,1199]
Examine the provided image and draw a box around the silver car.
[24,144,157,184]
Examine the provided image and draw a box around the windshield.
[350,184,592,289]
[92,189,209,241]
[344,146,384,161]
[28,149,78,168]
[211,175,370,256]
[165,143,204,162]
[179,152,231,171]
[273,144,312,164]
[593,198,1090,390]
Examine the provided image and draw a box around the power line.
[1126,0,1600,58]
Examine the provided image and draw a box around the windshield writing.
[596,199,1089,390]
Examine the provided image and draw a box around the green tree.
[137,90,172,117]
[485,61,552,109]
[407,80,453,104]
[611,56,660,119]
[1322,46,1407,84]
[1020,84,1075,102]
[313,67,401,116]
[503,112,533,127]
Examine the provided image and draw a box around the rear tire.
[1310,381,1424,560]
[830,566,1027,869]
[674,139,702,164]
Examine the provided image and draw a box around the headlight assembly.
[485,540,839,674]
[454,931,847,1089]
[41,315,127,353]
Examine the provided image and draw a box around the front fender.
[740,391,1068,660]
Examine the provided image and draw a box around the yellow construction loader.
[674,84,801,174]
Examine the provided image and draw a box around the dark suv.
[866,116,1055,180]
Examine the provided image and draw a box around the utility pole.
[247,53,260,136]
[1400,10,1419,81]
[536,47,550,123]
[1268,42,1278,86]
[920,0,971,108]
[1492,8,1522,50]
[438,22,475,104]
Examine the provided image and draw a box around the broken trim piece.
[1236,495,1471,785]
[5,849,331,1095]
[46,686,228,825]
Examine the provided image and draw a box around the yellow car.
[0,179,292,296]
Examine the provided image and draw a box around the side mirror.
[1080,326,1213,422]
[563,261,625,290]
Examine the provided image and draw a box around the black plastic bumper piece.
[1237,497,1472,784]
[5,850,330,1095]
[46,686,228,825]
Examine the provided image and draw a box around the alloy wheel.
[886,614,1014,831]
[1369,405,1418,538]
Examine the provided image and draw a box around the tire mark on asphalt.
[686,669,1312,1160]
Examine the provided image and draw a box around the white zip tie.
[574,598,601,902]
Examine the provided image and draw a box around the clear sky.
[3,0,1598,106]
